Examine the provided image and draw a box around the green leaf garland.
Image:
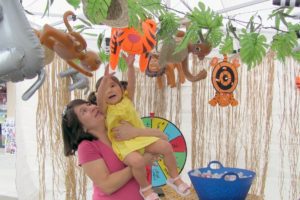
[84,0,111,24]
[219,35,233,55]
[239,29,268,70]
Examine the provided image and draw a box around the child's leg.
[145,139,178,177]
[145,139,190,194]
[123,151,148,187]
[123,151,155,198]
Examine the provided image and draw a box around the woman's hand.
[112,121,169,141]
[112,121,138,141]
[148,128,168,141]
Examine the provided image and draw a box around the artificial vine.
[175,1,223,53]
[47,0,300,69]
[82,0,112,24]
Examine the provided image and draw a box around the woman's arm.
[112,121,168,141]
[82,155,157,195]
[81,158,132,195]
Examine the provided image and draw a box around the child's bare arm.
[97,64,114,114]
[97,84,108,115]
[122,53,135,100]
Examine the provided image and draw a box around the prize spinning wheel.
[141,116,187,187]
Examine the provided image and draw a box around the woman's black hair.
[61,99,98,156]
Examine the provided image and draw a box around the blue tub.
[188,161,256,200]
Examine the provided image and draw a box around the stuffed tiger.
[109,19,156,72]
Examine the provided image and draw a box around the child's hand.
[122,53,135,68]
[100,64,116,86]
[104,64,116,77]
[104,64,110,76]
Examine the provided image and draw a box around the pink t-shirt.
[78,140,143,200]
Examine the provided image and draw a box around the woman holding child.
[61,54,190,200]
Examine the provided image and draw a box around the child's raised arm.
[122,53,135,100]
[97,64,114,114]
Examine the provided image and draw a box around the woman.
[62,99,166,200]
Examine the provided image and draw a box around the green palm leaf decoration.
[157,12,180,42]
[207,28,223,47]
[118,56,127,72]
[219,35,233,55]
[271,32,297,62]
[84,0,111,24]
[174,24,198,54]
[291,51,300,62]
[66,0,80,9]
[271,23,300,62]
[128,0,163,29]
[175,1,223,53]
[188,1,222,30]
[239,29,268,70]
[99,51,109,64]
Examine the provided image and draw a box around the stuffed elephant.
[59,68,90,95]
[0,0,45,100]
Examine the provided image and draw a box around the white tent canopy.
[23,0,300,44]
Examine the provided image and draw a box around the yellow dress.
[106,91,159,161]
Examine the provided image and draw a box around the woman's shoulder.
[78,140,103,165]
[78,139,97,146]
[78,140,100,153]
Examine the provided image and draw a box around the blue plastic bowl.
[188,161,256,200]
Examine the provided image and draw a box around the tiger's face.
[110,19,157,72]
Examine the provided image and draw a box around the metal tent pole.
[217,0,271,14]
[180,0,271,24]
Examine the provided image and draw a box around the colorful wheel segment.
[141,116,187,187]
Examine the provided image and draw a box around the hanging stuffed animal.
[37,11,101,77]
[209,55,239,107]
[146,30,208,83]
[109,19,156,72]
[0,0,46,100]
[296,76,300,89]
[146,54,185,89]
[59,68,90,94]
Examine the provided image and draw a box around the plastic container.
[188,161,256,200]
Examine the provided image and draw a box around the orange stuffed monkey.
[146,54,185,89]
[36,11,101,77]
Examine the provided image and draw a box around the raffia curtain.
[131,69,182,127]
[35,53,299,200]
[276,58,300,200]
[36,55,96,200]
[191,53,300,200]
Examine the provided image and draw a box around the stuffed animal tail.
[109,28,121,70]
